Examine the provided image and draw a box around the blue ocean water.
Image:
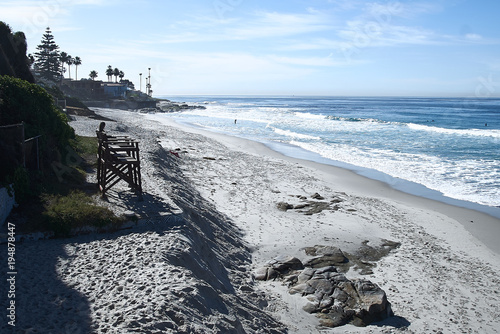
[155,96,500,209]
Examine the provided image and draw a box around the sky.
[1,0,500,97]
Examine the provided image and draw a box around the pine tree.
[34,27,61,82]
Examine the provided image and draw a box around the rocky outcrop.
[157,100,206,113]
[290,266,393,327]
[254,255,304,280]
[255,250,394,328]
[275,192,346,215]
[303,245,349,268]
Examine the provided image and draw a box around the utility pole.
[148,67,151,96]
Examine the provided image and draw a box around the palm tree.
[74,56,82,80]
[89,70,98,80]
[67,55,74,79]
[113,68,120,83]
[59,51,69,80]
[106,65,113,82]
[118,70,125,82]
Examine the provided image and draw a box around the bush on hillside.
[0,75,75,182]
[0,22,35,83]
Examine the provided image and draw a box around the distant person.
[235,119,237,124]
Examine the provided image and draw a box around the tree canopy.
[33,27,61,83]
[74,56,82,80]
[106,65,113,82]
[89,70,98,80]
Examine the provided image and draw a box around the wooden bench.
[96,122,142,198]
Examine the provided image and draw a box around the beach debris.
[255,253,393,328]
[311,192,325,200]
[276,202,294,211]
[203,156,216,160]
[276,192,348,215]
[303,202,332,215]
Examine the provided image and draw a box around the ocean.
[154,96,500,213]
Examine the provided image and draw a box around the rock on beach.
[255,254,393,328]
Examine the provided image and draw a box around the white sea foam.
[407,123,500,138]
[271,127,321,140]
[293,112,327,120]
[155,96,500,208]
[290,140,500,207]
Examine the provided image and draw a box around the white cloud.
[229,13,328,40]
[0,0,110,38]
[465,33,482,41]
[148,51,317,94]
[269,54,364,67]
[144,10,335,45]
[0,3,69,28]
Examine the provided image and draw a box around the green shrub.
[72,135,98,157]
[0,75,75,179]
[42,191,123,237]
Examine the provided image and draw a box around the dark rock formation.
[311,192,325,200]
[276,202,294,211]
[255,255,304,280]
[255,252,393,328]
[303,246,349,268]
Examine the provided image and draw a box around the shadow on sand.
[0,179,183,333]
[373,314,412,329]
[0,236,92,333]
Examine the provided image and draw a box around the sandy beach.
[2,107,500,333]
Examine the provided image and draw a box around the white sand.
[2,108,500,333]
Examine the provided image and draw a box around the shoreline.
[157,95,500,211]
[5,107,499,333]
[264,138,500,218]
[137,108,500,332]
[147,113,500,256]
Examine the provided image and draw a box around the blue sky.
[1,0,500,97]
